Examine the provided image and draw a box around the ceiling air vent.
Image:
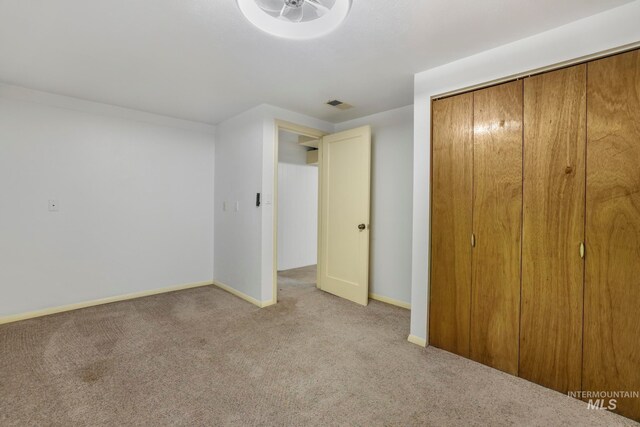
[326,99,353,110]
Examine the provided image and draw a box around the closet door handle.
[579,242,585,259]
[471,233,476,248]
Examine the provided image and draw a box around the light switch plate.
[48,199,59,212]
[223,201,228,211]
[234,201,240,212]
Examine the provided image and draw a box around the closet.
[429,48,640,421]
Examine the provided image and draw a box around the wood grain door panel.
[584,49,640,421]
[470,80,523,375]
[470,81,523,375]
[430,93,473,356]
[520,65,586,394]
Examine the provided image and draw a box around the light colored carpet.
[0,271,636,426]
[278,264,318,287]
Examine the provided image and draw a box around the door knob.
[358,224,366,231]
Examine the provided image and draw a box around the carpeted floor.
[0,270,636,426]
[277,264,318,287]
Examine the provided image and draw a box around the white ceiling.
[0,0,632,125]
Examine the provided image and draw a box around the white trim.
[0,281,214,325]
[212,281,274,308]
[408,334,427,347]
[369,293,410,310]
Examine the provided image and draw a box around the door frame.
[273,120,328,303]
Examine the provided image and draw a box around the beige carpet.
[277,264,318,287]
[0,270,636,426]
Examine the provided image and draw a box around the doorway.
[273,121,326,303]
[276,127,320,293]
[273,120,372,306]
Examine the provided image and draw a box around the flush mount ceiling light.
[236,0,351,40]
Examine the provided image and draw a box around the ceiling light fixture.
[236,0,351,40]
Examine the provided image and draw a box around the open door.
[318,126,371,305]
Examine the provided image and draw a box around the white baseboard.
[369,293,411,310]
[408,334,427,347]
[212,281,274,308]
[0,280,214,325]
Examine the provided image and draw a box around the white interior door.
[318,126,371,305]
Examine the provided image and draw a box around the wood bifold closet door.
[583,50,640,420]
[429,81,523,372]
[519,65,586,394]
[429,48,640,422]
[470,81,523,375]
[429,93,473,356]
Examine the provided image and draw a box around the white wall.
[213,107,265,302]
[336,106,413,306]
[410,1,640,343]
[277,162,318,271]
[0,85,215,317]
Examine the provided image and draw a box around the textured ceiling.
[0,0,632,124]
